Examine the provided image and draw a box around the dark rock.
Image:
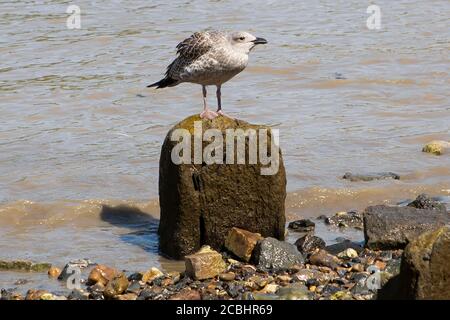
[252,237,304,271]
[407,193,447,211]
[321,284,341,296]
[342,172,400,182]
[325,240,364,255]
[68,289,90,300]
[1,289,23,300]
[294,234,325,254]
[158,115,286,259]
[378,226,450,299]
[288,219,315,233]
[363,205,449,250]
[326,210,363,229]
[126,280,142,294]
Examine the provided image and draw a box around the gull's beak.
[252,37,268,45]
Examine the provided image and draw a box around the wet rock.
[158,115,286,259]
[309,249,341,270]
[104,273,129,299]
[14,279,30,285]
[294,234,326,254]
[325,240,364,255]
[224,227,263,262]
[363,205,449,250]
[407,193,447,211]
[293,268,333,283]
[343,172,400,182]
[258,283,279,294]
[0,260,51,272]
[337,248,358,259]
[47,266,61,278]
[288,219,315,233]
[40,293,57,300]
[169,288,201,300]
[126,280,142,294]
[1,289,23,300]
[185,246,226,280]
[276,283,312,300]
[325,210,363,229]
[68,289,90,300]
[87,264,118,286]
[330,291,353,300]
[351,264,365,272]
[116,293,138,300]
[25,289,51,300]
[219,272,236,281]
[252,237,304,271]
[422,140,450,155]
[379,226,450,299]
[142,267,164,284]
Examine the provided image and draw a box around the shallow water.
[0,0,449,289]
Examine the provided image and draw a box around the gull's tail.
[147,77,177,89]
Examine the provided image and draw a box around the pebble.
[219,272,236,281]
[47,266,61,278]
[337,248,359,259]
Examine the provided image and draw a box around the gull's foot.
[217,110,228,117]
[200,109,218,120]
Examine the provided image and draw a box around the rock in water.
[252,237,304,271]
[379,226,450,299]
[342,172,400,182]
[422,140,450,155]
[158,115,286,259]
[363,205,449,250]
[185,246,226,280]
[288,219,315,233]
[225,227,263,262]
[407,193,447,211]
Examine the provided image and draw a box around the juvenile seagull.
[147,30,267,119]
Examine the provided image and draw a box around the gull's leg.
[216,85,226,116]
[200,85,217,119]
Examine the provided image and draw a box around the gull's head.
[229,31,267,54]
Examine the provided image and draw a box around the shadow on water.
[100,205,160,254]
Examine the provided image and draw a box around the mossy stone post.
[158,114,286,259]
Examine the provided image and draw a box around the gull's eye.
[239,36,245,41]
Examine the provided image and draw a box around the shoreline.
[1,193,448,300]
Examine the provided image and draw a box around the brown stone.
[185,246,226,280]
[379,226,450,300]
[25,289,50,300]
[309,249,341,270]
[47,266,61,278]
[158,115,286,259]
[169,288,202,300]
[87,264,118,286]
[225,227,263,262]
[142,267,164,284]
[103,273,129,299]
